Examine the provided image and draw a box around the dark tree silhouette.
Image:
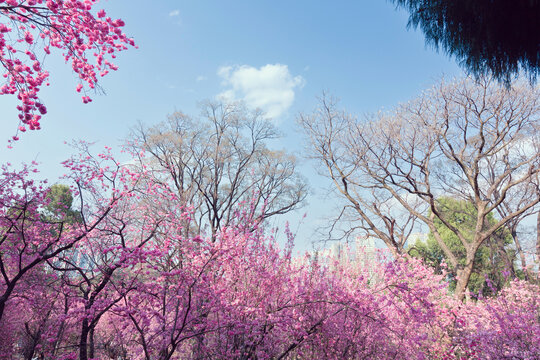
[391,0,540,84]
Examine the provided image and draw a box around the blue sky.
[0,0,463,251]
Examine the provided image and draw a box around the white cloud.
[169,9,180,17]
[217,64,304,119]
[196,75,207,82]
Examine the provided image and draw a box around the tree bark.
[0,282,16,322]
[511,227,530,281]
[89,326,95,359]
[454,253,476,301]
[79,318,89,360]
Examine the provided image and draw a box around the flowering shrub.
[452,280,540,359]
[0,150,538,359]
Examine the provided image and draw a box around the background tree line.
[1,76,539,359]
[1,154,538,359]
[28,76,540,302]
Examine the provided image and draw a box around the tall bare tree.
[300,77,540,300]
[128,101,307,238]
[298,95,424,257]
[492,180,538,281]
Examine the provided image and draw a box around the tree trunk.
[51,296,69,357]
[79,318,89,360]
[89,326,95,359]
[23,326,39,360]
[511,228,530,281]
[0,299,5,325]
[454,254,475,301]
[0,284,15,322]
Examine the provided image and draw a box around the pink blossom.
[0,2,135,141]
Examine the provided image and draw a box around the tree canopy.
[128,101,308,238]
[391,0,540,84]
[43,184,81,223]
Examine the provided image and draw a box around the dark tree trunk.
[89,326,95,359]
[79,318,90,360]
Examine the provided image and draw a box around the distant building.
[311,236,378,270]
[331,236,375,265]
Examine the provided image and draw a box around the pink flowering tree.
[0,0,134,140]
[45,145,185,360]
[1,267,66,359]
[105,206,276,359]
[0,161,89,323]
[0,144,168,359]
[97,203,540,359]
[108,232,222,359]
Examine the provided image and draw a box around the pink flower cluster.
[0,0,135,139]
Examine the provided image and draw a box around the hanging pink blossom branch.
[0,0,135,141]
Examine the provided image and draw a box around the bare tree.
[298,95,423,257]
[128,101,308,238]
[300,77,540,300]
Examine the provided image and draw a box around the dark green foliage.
[391,0,540,84]
[410,197,516,297]
[43,184,82,224]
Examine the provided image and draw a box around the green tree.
[410,197,516,296]
[390,0,540,84]
[42,184,82,224]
